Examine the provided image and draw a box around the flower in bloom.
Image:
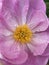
[0,0,49,65]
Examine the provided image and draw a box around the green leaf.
[46,2,49,17]
[45,0,49,2]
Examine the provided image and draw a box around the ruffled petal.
[27,32,48,55]
[1,0,17,21]
[42,28,49,56]
[2,0,19,30]
[42,44,49,56]
[0,27,12,36]
[2,11,18,31]
[0,36,28,64]
[4,51,28,64]
[21,0,29,24]
[29,0,46,12]
[28,11,48,32]
[2,0,17,12]
[2,0,29,25]
[1,37,21,59]
[33,32,48,44]
[26,0,46,23]
[0,17,12,36]
[14,0,29,25]
[21,52,48,65]
[27,42,48,55]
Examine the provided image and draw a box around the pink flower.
[0,0,49,65]
[0,59,10,65]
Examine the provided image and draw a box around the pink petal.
[28,11,48,32]
[1,0,20,31]
[0,17,12,36]
[42,44,49,56]
[1,36,28,64]
[2,0,29,25]
[4,51,28,64]
[32,32,48,44]
[21,0,29,24]
[26,0,46,23]
[0,28,12,36]
[27,32,48,55]
[0,0,2,12]
[1,37,21,59]
[2,0,17,12]
[30,0,46,12]
[2,0,22,26]
[14,0,29,25]
[2,11,18,31]
[21,52,48,65]
[13,0,22,25]
[0,59,11,65]
[27,42,48,55]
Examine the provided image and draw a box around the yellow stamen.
[13,24,32,44]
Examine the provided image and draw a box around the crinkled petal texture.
[27,11,49,56]
[0,0,49,65]
[42,44,49,57]
[0,36,28,64]
[1,0,46,24]
[28,0,46,14]
[20,52,48,65]
[0,55,48,65]
[0,16,28,64]
[42,28,49,56]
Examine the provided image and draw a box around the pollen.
[13,24,32,43]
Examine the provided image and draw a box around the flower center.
[13,24,32,43]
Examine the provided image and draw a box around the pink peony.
[0,0,49,65]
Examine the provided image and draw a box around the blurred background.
[45,0,49,17]
[44,0,49,65]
